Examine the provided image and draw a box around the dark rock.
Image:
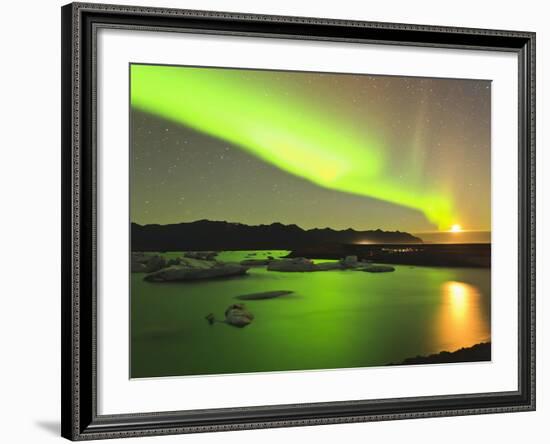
[267,257,348,272]
[183,251,218,261]
[267,257,317,272]
[340,255,359,268]
[131,253,167,273]
[144,258,249,282]
[166,257,182,266]
[131,259,148,273]
[224,303,254,327]
[316,262,344,271]
[359,265,395,273]
[236,290,293,300]
[240,259,270,266]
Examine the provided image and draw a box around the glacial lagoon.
[130,250,490,378]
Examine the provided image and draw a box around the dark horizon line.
[131,218,492,235]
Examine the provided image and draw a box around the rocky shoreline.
[389,342,491,366]
[288,243,491,268]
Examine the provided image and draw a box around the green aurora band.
[130,64,455,230]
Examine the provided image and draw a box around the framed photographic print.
[61,2,536,440]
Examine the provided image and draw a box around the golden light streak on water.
[435,281,490,352]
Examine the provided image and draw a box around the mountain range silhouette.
[131,220,422,251]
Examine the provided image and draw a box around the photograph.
[129,64,492,379]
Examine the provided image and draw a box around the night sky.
[130,65,491,233]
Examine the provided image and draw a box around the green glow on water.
[130,65,455,229]
[130,252,490,378]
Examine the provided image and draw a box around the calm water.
[131,250,491,378]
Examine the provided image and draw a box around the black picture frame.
[61,2,536,440]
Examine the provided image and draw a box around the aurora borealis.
[130,64,491,233]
